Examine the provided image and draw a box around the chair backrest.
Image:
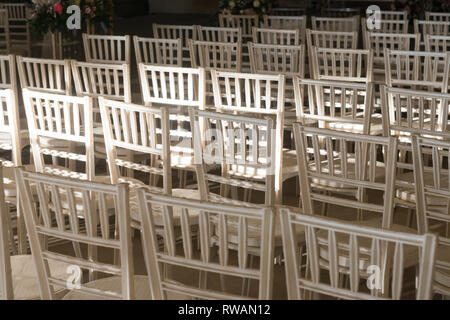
[136,191,275,299]
[293,78,375,135]
[381,86,450,142]
[252,27,300,46]
[196,25,242,43]
[361,18,408,34]
[263,15,307,44]
[293,125,397,226]
[0,88,21,166]
[375,10,408,21]
[82,33,130,65]
[152,23,197,66]
[99,97,172,193]
[311,47,373,83]
[22,89,95,181]
[71,60,131,103]
[138,63,206,109]
[0,9,10,54]
[425,12,450,22]
[14,167,135,300]
[189,40,242,72]
[248,42,305,78]
[311,16,359,33]
[414,20,450,48]
[279,205,437,300]
[0,3,30,54]
[384,49,450,92]
[16,56,72,95]
[425,35,450,53]
[189,108,277,205]
[306,29,358,51]
[133,36,182,66]
[0,54,15,91]
[218,14,258,41]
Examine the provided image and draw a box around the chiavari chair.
[311,16,360,33]
[414,20,450,48]
[196,25,242,43]
[262,15,307,44]
[82,33,131,65]
[361,18,408,34]
[252,27,300,46]
[133,36,183,66]
[425,12,450,22]
[0,3,30,56]
[425,35,450,53]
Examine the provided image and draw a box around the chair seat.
[317,219,419,274]
[11,255,69,300]
[396,171,449,206]
[326,118,383,136]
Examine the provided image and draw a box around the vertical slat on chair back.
[152,24,197,66]
[22,89,94,181]
[293,79,374,134]
[377,11,408,21]
[425,12,450,22]
[189,108,276,205]
[311,47,373,83]
[189,40,242,72]
[279,206,437,300]
[133,36,183,66]
[137,191,275,299]
[307,29,358,50]
[293,125,397,227]
[14,167,134,300]
[311,16,359,33]
[17,56,72,95]
[71,60,131,103]
[138,63,206,108]
[361,18,408,34]
[196,26,242,43]
[0,88,21,166]
[0,55,15,90]
[0,3,30,54]
[99,97,172,193]
[0,9,10,54]
[414,20,450,48]
[252,27,300,46]
[218,14,258,41]
[0,164,13,299]
[425,35,450,53]
[384,49,450,92]
[263,15,307,44]
[382,86,450,142]
[82,33,130,64]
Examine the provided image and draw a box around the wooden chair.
[425,35,450,53]
[262,15,307,44]
[384,49,450,93]
[136,191,275,299]
[0,9,10,55]
[189,40,242,72]
[425,12,450,22]
[412,135,450,297]
[0,3,30,56]
[306,29,358,51]
[210,70,298,203]
[361,18,408,34]
[279,205,437,299]
[196,26,242,43]
[14,167,150,300]
[133,36,182,66]
[414,20,450,48]
[82,33,131,65]
[0,164,71,300]
[376,11,408,21]
[311,16,360,33]
[293,78,380,135]
[252,27,300,46]
[16,56,72,95]
[99,97,200,228]
[310,47,374,83]
[152,24,197,67]
[218,14,258,42]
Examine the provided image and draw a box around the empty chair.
[137,191,275,299]
[412,135,450,297]
[196,25,242,43]
[152,24,197,67]
[14,167,151,300]
[414,20,450,48]
[0,9,10,54]
[279,205,437,299]
[189,40,242,72]
[252,27,300,46]
[361,18,408,34]
[425,35,450,53]
[263,15,307,44]
[311,16,359,33]
[306,29,358,50]
[82,33,131,65]
[218,14,258,42]
[133,36,182,66]
[425,12,450,22]
[376,11,408,21]
[0,3,30,56]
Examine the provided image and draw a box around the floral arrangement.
[28,0,113,36]
[219,0,277,16]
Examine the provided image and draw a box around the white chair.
[189,40,242,73]
[152,24,197,67]
[425,12,450,22]
[263,15,307,44]
[196,25,242,43]
[0,9,10,54]
[376,11,408,21]
[361,18,408,34]
[306,29,358,51]
[218,14,258,42]
[311,16,359,33]
[136,191,275,299]
[82,33,131,65]
[412,135,450,297]
[384,49,450,93]
[414,20,450,48]
[0,3,30,56]
[252,27,300,46]
[425,35,450,53]
[14,167,151,300]
[279,205,437,300]
[311,47,374,83]
[133,36,182,66]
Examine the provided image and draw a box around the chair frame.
[133,36,183,66]
[82,33,131,65]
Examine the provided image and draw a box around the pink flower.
[85,7,91,14]
[53,2,63,15]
